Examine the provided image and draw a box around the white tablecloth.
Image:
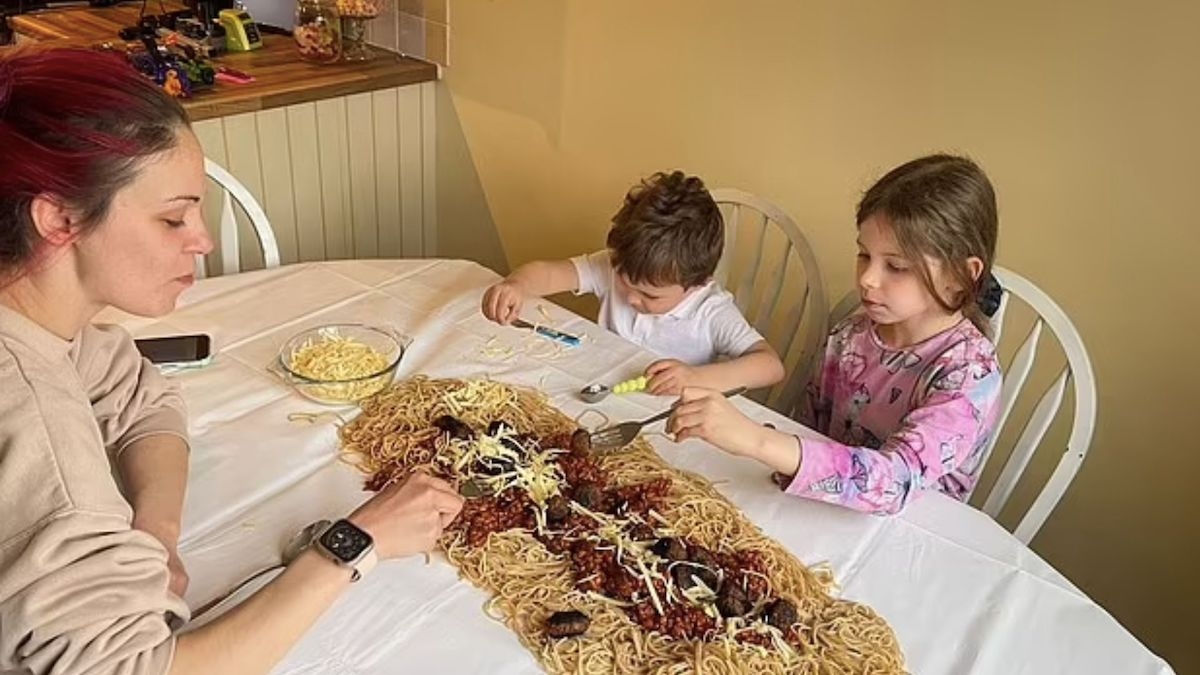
[102,260,1173,674]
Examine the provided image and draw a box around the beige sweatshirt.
[0,304,190,675]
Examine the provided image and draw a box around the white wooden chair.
[197,158,281,278]
[710,189,827,416]
[829,266,1097,543]
[977,267,1097,542]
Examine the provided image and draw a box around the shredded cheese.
[289,333,388,381]
[586,591,634,608]
[635,557,665,615]
[286,330,392,402]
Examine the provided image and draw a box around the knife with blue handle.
[512,319,581,348]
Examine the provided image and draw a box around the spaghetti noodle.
[339,377,905,674]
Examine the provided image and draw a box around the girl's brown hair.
[857,154,999,335]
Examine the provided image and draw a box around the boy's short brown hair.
[606,171,723,289]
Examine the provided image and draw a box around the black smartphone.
[134,334,213,367]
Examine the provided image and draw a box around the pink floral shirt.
[787,314,1001,514]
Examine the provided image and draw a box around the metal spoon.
[581,376,649,403]
[191,519,330,619]
[579,383,610,403]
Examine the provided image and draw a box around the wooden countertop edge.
[185,60,438,120]
[5,14,439,121]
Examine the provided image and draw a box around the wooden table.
[6,6,438,121]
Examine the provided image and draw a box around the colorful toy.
[161,68,186,97]
[612,376,648,394]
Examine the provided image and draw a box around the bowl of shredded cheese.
[274,324,409,405]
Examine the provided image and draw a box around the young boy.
[481,170,785,396]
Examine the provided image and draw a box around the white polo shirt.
[570,250,765,365]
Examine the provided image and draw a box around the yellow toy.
[612,376,648,394]
[579,376,648,403]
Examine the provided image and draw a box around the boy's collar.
[661,280,715,319]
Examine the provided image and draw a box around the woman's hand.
[348,472,464,560]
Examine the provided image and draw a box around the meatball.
[474,456,513,476]
[716,583,751,618]
[486,420,528,455]
[486,420,515,437]
[650,538,688,561]
[570,428,592,455]
[546,610,590,638]
[629,523,655,542]
[764,598,799,628]
[690,548,718,569]
[432,415,474,440]
[546,495,571,525]
[572,483,610,512]
[679,548,721,589]
[672,563,719,592]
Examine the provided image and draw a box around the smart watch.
[313,518,377,582]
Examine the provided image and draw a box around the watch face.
[320,520,372,563]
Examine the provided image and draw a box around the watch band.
[351,547,378,582]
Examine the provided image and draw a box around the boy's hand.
[482,280,525,325]
[667,387,763,457]
[645,359,697,396]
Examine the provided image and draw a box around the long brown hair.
[857,154,999,334]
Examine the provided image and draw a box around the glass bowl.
[272,323,409,406]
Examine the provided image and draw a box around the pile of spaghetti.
[339,378,905,674]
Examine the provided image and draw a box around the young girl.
[668,154,1002,515]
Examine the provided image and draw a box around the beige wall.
[439,1,1199,669]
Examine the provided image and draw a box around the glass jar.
[294,0,342,63]
[336,0,384,61]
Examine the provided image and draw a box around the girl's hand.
[646,359,697,396]
[667,387,763,457]
[669,389,803,476]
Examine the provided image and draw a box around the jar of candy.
[335,0,380,17]
[294,0,341,63]
[336,0,384,61]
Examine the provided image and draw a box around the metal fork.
[588,387,747,452]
